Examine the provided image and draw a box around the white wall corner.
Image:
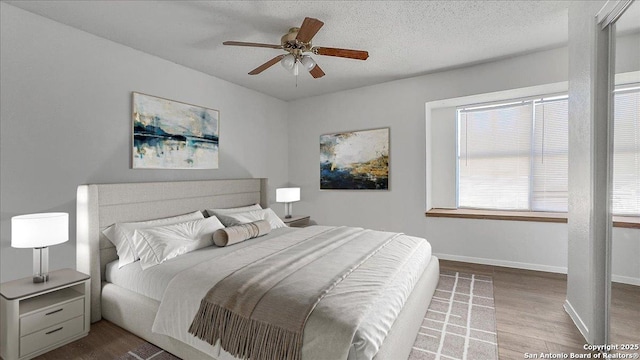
[566,0,610,346]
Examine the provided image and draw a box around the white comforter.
[150,226,432,360]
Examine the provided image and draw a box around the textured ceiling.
[7,0,574,101]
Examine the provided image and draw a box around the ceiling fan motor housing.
[281,27,309,55]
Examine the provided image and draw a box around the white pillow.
[102,211,204,268]
[132,216,225,270]
[205,204,262,217]
[216,208,287,229]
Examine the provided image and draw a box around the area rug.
[409,270,498,360]
[120,271,498,360]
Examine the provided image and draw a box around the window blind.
[456,90,638,215]
[612,89,640,215]
[532,98,569,212]
[458,103,532,210]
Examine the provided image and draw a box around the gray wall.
[0,4,289,282]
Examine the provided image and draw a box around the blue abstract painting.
[132,93,219,169]
[320,128,389,190]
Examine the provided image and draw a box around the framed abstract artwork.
[320,127,389,190]
[132,92,219,169]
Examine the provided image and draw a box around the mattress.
[105,225,433,360]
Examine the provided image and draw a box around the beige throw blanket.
[188,227,400,360]
[212,220,271,247]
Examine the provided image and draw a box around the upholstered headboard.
[76,178,268,322]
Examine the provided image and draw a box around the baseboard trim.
[434,253,640,286]
[433,253,568,274]
[564,299,589,343]
[611,275,640,286]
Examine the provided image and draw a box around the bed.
[76,178,439,360]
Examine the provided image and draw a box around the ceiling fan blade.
[296,17,324,43]
[314,47,369,60]
[223,41,283,49]
[309,63,325,79]
[248,55,284,75]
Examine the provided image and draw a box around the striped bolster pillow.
[212,220,271,247]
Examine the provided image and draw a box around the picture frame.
[320,127,389,190]
[132,92,219,169]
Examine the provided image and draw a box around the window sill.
[614,216,640,229]
[425,208,640,229]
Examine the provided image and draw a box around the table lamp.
[276,187,300,219]
[11,212,69,283]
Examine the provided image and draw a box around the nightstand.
[282,215,311,228]
[0,268,90,360]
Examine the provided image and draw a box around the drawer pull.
[45,308,63,316]
[45,327,63,335]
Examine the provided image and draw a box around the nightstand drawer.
[20,298,84,336]
[20,315,83,357]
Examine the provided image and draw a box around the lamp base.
[33,274,49,283]
[33,247,50,283]
[284,202,294,219]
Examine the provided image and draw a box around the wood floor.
[439,260,640,359]
[34,260,640,360]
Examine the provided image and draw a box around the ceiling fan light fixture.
[300,55,316,71]
[280,54,296,71]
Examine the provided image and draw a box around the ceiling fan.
[223,17,369,79]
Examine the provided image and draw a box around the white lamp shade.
[300,55,316,71]
[11,212,69,248]
[276,188,300,203]
[280,54,296,70]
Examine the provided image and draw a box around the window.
[612,86,640,215]
[456,87,639,215]
[457,96,568,212]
